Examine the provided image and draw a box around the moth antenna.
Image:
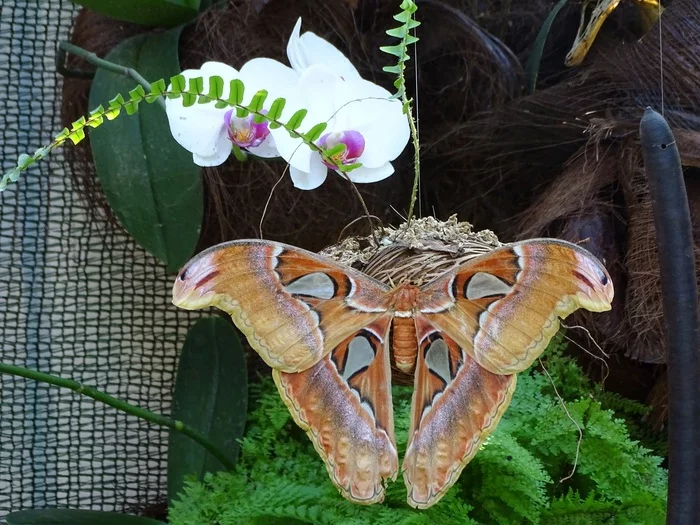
[539,358,582,483]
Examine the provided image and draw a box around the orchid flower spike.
[165,59,297,167]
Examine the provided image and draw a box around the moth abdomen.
[392,316,418,373]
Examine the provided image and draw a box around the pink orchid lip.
[318,130,365,169]
[224,109,270,148]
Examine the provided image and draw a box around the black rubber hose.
[640,107,700,524]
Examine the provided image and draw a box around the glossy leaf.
[70,0,199,28]
[88,28,202,272]
[7,509,165,525]
[526,0,570,93]
[168,317,248,502]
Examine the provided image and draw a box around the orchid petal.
[191,132,232,167]
[166,100,228,158]
[165,62,238,157]
[334,80,409,168]
[198,61,239,84]
[344,162,394,183]
[247,134,279,158]
[239,57,299,103]
[296,65,344,122]
[290,155,328,190]
[270,126,314,171]
[269,65,342,169]
[287,18,360,80]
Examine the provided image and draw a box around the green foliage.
[169,339,667,525]
[380,0,420,99]
[70,0,200,28]
[7,509,165,524]
[87,28,202,272]
[381,0,422,220]
[1,75,357,192]
[168,318,248,502]
[526,0,571,93]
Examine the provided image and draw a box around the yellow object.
[566,0,664,66]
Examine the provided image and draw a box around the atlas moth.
[172,217,613,509]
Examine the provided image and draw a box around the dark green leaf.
[526,0,570,94]
[303,122,328,143]
[7,509,165,525]
[168,317,247,502]
[69,0,199,28]
[88,28,202,272]
[235,107,249,118]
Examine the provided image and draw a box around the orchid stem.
[0,362,236,470]
[58,41,165,110]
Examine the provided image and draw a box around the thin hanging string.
[659,0,664,116]
[414,23,422,218]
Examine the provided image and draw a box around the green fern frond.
[380,0,422,221]
[169,341,667,525]
[1,75,353,191]
[380,0,420,98]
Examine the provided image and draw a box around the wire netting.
[0,1,199,518]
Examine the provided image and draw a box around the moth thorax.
[392,316,418,373]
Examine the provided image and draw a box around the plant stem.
[405,95,420,224]
[59,41,166,110]
[0,362,236,470]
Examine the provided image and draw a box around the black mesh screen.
[0,1,198,518]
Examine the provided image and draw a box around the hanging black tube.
[640,107,700,524]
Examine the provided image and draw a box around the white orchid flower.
[287,18,361,81]
[272,50,410,190]
[165,59,298,167]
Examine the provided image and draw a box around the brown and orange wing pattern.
[418,239,614,375]
[172,239,392,372]
[274,315,399,504]
[403,316,516,509]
